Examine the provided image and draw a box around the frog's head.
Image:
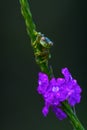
[40,35,53,48]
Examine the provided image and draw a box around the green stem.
[19,0,36,42]
[62,102,85,130]
[19,0,52,77]
[19,0,85,130]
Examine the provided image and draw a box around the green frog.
[32,32,53,64]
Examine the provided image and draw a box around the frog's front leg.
[32,38,37,49]
[32,32,42,49]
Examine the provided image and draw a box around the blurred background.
[1,0,87,130]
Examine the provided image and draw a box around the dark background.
[1,0,87,130]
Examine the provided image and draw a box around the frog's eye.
[45,37,53,46]
[40,36,53,47]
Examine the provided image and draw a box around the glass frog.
[32,32,53,64]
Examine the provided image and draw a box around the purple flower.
[52,107,67,120]
[37,72,49,95]
[37,67,82,120]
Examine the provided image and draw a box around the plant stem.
[19,0,85,130]
[19,0,52,77]
[19,0,36,42]
[62,102,85,130]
